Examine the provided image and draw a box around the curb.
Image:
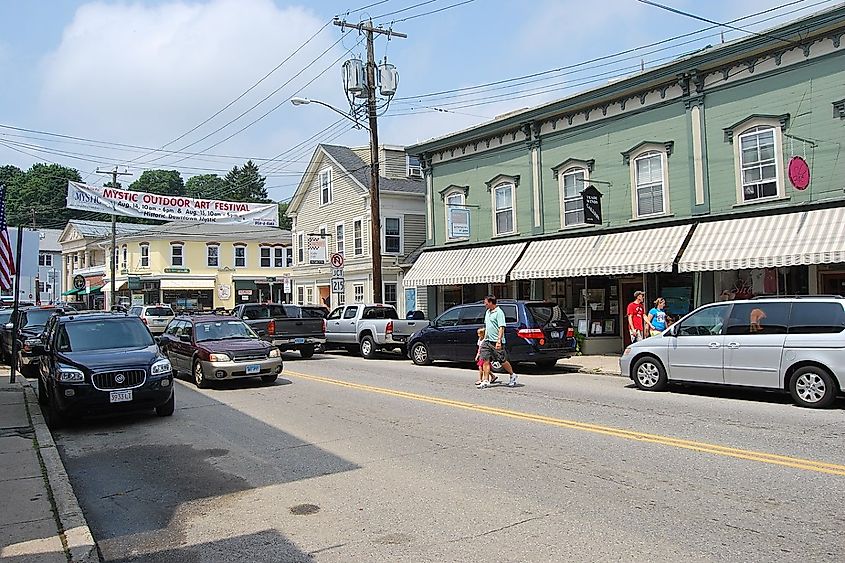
[21,379,100,563]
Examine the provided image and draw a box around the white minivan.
[619,297,845,408]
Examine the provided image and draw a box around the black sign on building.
[581,185,603,225]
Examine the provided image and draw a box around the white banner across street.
[66,181,278,226]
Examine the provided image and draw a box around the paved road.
[52,352,845,562]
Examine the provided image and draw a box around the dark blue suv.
[407,300,576,369]
[27,311,174,429]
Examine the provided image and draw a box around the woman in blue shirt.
[648,298,668,336]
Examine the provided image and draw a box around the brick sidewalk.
[0,371,97,562]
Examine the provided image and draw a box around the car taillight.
[322,319,326,335]
[517,328,544,340]
[566,328,574,338]
[267,320,276,335]
[141,317,147,325]
[386,321,393,335]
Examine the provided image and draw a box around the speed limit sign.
[330,253,344,269]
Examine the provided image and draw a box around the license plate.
[109,390,132,403]
[551,331,561,339]
[246,364,261,375]
[154,319,167,325]
[294,338,305,344]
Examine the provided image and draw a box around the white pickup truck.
[324,304,429,359]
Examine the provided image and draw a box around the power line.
[372,0,440,20]
[381,0,474,23]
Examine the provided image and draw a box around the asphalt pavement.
[50,352,845,562]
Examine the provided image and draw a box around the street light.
[290,97,369,130]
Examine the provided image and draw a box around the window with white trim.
[319,168,332,206]
[297,286,304,305]
[493,183,516,235]
[297,233,304,264]
[384,217,401,254]
[234,245,246,268]
[384,282,398,308]
[560,168,587,226]
[354,283,364,303]
[140,244,149,268]
[273,247,285,268]
[335,222,345,256]
[285,247,293,267]
[633,151,666,217]
[739,126,778,202]
[171,244,184,267]
[207,245,219,268]
[39,253,53,267]
[407,155,422,178]
[353,219,363,256]
[445,190,466,240]
[121,246,127,269]
[306,287,314,304]
[260,247,271,268]
[337,291,345,306]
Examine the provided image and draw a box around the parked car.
[0,308,13,363]
[325,304,429,359]
[26,311,174,429]
[620,296,845,408]
[230,303,325,358]
[407,301,576,369]
[158,315,283,388]
[128,304,176,335]
[3,306,64,376]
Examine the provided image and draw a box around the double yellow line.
[284,370,845,477]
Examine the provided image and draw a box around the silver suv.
[129,305,176,336]
[620,297,845,408]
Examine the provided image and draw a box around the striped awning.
[678,207,845,272]
[403,243,526,288]
[61,288,81,296]
[510,224,692,279]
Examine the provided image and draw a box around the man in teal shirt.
[478,295,518,388]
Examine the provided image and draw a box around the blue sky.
[0,0,835,201]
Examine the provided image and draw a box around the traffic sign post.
[330,253,344,269]
[330,253,345,303]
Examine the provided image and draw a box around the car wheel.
[261,373,278,385]
[193,360,209,389]
[155,392,175,417]
[299,346,315,359]
[44,389,65,431]
[632,356,668,391]
[360,336,376,359]
[37,377,48,405]
[535,359,558,369]
[410,342,432,366]
[789,366,837,408]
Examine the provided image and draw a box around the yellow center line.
[284,369,845,477]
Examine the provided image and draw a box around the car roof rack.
[750,294,843,299]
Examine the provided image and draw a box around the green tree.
[224,160,268,202]
[7,163,83,226]
[186,174,226,199]
[128,169,185,196]
[277,201,292,230]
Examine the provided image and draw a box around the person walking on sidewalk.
[647,297,668,336]
[478,295,518,388]
[627,290,651,343]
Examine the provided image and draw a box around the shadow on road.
[52,380,360,561]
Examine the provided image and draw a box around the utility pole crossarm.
[333,18,408,38]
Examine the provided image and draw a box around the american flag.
[0,184,15,291]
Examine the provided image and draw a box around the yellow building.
[60,220,292,311]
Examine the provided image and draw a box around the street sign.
[331,268,344,279]
[283,276,291,293]
[581,185,603,225]
[330,253,344,269]
[73,275,85,291]
[331,279,345,293]
[127,276,142,291]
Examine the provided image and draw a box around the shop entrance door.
[620,280,643,347]
[820,273,845,296]
[318,285,331,308]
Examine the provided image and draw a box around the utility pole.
[95,166,131,310]
[334,18,406,304]
[30,208,40,306]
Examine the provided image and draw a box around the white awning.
[403,243,526,288]
[678,207,845,272]
[510,224,692,279]
[160,279,215,290]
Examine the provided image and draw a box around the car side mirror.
[179,334,191,343]
[256,330,266,337]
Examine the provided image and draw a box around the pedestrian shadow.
[52,382,360,560]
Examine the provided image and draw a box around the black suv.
[27,311,174,429]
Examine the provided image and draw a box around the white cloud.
[38,0,345,173]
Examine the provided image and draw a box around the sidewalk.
[0,370,97,563]
[558,354,622,376]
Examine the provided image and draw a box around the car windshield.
[57,319,154,352]
[195,321,257,342]
[145,307,173,317]
[25,309,57,327]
